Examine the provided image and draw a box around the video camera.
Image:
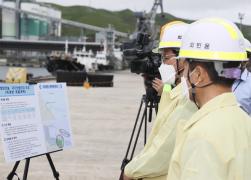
[123,32,161,103]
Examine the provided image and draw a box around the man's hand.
[152,78,164,96]
[123,173,133,180]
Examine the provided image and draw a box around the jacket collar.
[183,93,238,130]
[241,69,250,81]
[169,84,182,100]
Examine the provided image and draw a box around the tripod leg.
[119,170,124,180]
[120,96,144,170]
[120,108,146,180]
[119,95,147,180]
[154,101,159,115]
[144,104,148,145]
[155,106,158,115]
[130,103,147,160]
[7,161,20,180]
[23,158,30,180]
[46,153,60,180]
[148,101,153,123]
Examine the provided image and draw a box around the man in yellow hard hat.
[123,21,198,180]
[167,18,251,180]
[152,21,187,112]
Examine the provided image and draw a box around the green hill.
[49,4,192,36]
[50,4,251,40]
[50,4,137,36]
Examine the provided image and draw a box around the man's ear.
[195,65,206,83]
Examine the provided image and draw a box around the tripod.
[119,94,159,180]
[7,151,60,180]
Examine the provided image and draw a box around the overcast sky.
[1,0,251,25]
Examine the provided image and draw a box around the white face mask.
[158,64,176,85]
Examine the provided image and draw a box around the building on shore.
[1,0,62,40]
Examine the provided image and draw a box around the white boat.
[95,50,110,70]
[73,47,98,72]
[95,46,124,70]
[113,48,123,61]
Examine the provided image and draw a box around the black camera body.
[123,32,161,103]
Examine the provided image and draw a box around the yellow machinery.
[5,68,27,83]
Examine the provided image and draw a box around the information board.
[0,83,73,162]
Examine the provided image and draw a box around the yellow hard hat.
[244,38,251,53]
[158,21,188,49]
[179,18,248,62]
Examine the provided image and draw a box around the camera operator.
[232,38,251,115]
[123,21,198,180]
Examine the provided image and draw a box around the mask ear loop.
[174,48,181,76]
[174,59,180,85]
[174,58,184,84]
[176,59,180,76]
[187,64,199,108]
[187,62,215,109]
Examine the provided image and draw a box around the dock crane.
[129,0,164,45]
